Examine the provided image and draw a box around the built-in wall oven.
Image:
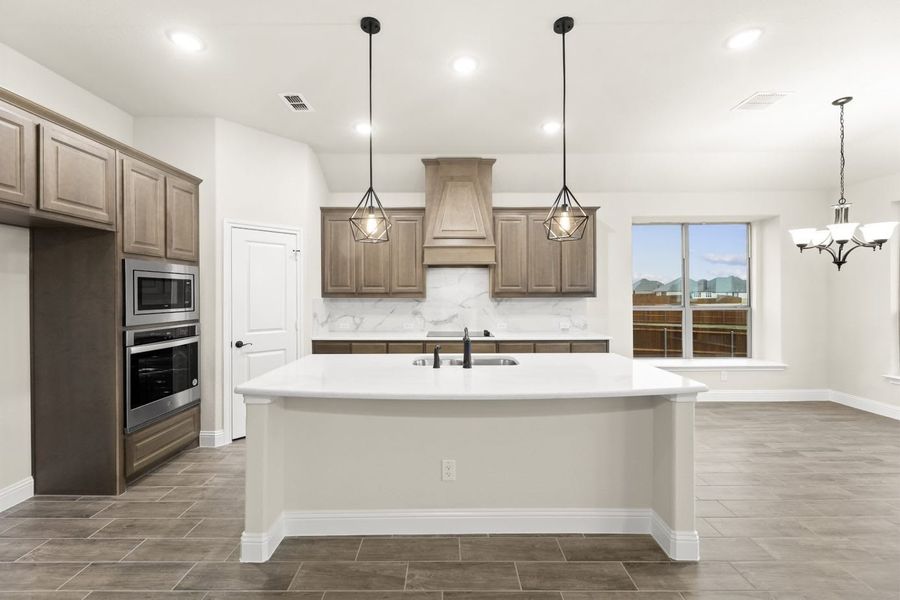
[125,324,200,432]
[124,259,198,327]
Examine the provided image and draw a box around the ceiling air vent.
[732,91,792,111]
[280,93,313,112]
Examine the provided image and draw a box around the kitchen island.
[236,352,707,562]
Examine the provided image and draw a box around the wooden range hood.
[422,157,496,266]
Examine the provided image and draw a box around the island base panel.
[241,394,698,562]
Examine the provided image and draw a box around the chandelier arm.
[818,245,839,262]
[840,241,870,261]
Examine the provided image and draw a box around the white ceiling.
[1,0,899,188]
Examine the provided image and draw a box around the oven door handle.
[126,336,200,355]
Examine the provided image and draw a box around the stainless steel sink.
[412,355,519,367]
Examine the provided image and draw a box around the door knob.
[234,340,253,348]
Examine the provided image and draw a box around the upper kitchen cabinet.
[165,175,200,261]
[121,156,166,257]
[321,208,425,298]
[389,211,425,296]
[0,102,37,209]
[40,122,116,227]
[491,212,528,295]
[491,208,596,298]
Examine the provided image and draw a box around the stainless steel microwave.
[124,259,199,327]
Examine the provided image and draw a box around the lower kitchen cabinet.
[313,339,609,355]
[124,406,200,480]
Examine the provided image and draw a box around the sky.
[632,224,749,283]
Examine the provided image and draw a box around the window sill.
[884,374,900,386]
[639,358,787,372]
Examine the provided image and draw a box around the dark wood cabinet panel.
[492,213,528,295]
[497,342,534,353]
[358,240,391,294]
[527,213,561,293]
[312,341,353,354]
[388,342,425,354]
[125,406,200,480]
[534,342,571,353]
[165,175,199,261]
[322,211,357,295]
[122,157,166,257]
[40,122,116,226]
[390,212,425,296]
[0,102,37,208]
[571,341,610,353]
[561,216,595,294]
[351,342,388,354]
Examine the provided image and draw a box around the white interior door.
[231,226,299,439]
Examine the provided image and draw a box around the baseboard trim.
[241,508,697,562]
[240,515,285,563]
[0,476,33,512]
[199,429,230,448]
[650,511,700,561]
[830,390,900,421]
[700,389,830,403]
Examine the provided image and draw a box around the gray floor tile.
[0,538,48,561]
[406,562,519,591]
[0,563,88,591]
[291,562,407,591]
[90,518,201,539]
[61,562,193,591]
[0,519,111,539]
[3,502,112,519]
[558,536,667,562]
[123,538,238,561]
[459,538,563,562]
[517,562,635,591]
[270,538,362,561]
[92,502,195,519]
[19,539,142,562]
[185,518,244,538]
[623,562,754,591]
[176,562,301,591]
[358,538,459,561]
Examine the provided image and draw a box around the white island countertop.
[236,352,707,401]
[311,330,611,341]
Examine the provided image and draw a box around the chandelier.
[789,97,897,270]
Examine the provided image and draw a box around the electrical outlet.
[720,370,728,382]
[441,459,456,481]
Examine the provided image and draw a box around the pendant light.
[349,16,391,243]
[789,97,897,270]
[544,16,589,242]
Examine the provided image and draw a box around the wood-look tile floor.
[2,401,900,598]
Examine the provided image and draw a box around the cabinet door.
[561,213,595,294]
[358,241,390,294]
[40,123,116,225]
[390,212,425,295]
[492,213,528,295]
[165,175,200,261]
[0,103,37,208]
[122,157,166,257]
[527,212,561,293]
[322,212,357,295]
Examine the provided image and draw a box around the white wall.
[0,42,133,143]
[0,225,31,503]
[133,117,329,437]
[826,172,900,407]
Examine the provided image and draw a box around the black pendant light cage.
[544,16,589,242]
[350,16,391,243]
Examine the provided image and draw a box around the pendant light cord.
[368,29,374,191]
[838,103,845,204]
[561,28,567,191]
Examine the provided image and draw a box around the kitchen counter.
[239,353,703,564]
[311,330,611,341]
[236,352,704,401]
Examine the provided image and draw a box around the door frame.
[223,220,302,443]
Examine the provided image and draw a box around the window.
[633,223,750,358]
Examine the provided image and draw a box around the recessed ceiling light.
[167,30,205,53]
[354,122,372,135]
[452,56,478,75]
[726,28,763,50]
[542,121,561,135]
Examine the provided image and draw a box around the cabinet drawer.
[571,341,609,353]
[125,406,199,480]
[472,342,497,353]
[351,342,388,354]
[425,342,463,354]
[534,342,571,353]
[497,342,534,353]
[312,341,352,354]
[388,342,424,354]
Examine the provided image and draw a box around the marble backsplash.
[313,268,591,334]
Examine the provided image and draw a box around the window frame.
[632,222,752,359]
